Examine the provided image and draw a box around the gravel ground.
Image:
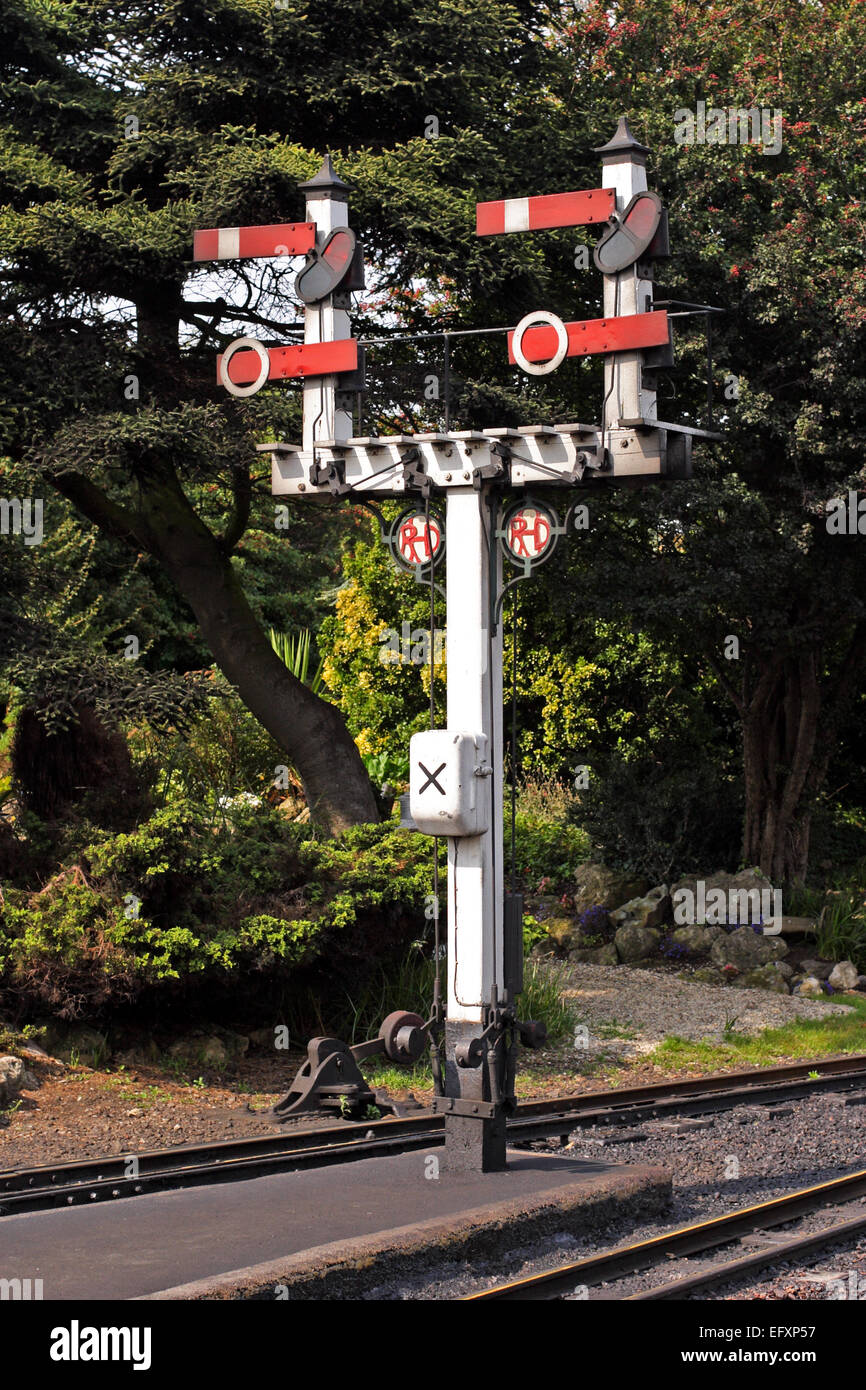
[368,1088,866,1299]
[562,961,853,1058]
[721,1233,866,1301]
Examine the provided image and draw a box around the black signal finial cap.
[593,116,650,163]
[298,154,351,199]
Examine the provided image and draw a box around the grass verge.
[647,993,866,1073]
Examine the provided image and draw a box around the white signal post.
[298,157,354,453]
[441,489,506,1162]
[595,118,658,438]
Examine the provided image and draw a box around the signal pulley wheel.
[379,1011,425,1063]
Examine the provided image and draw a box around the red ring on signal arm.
[511,311,569,376]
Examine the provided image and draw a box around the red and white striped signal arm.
[507,311,669,365]
[193,223,316,261]
[217,338,358,386]
[476,188,615,236]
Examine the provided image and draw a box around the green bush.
[141,677,285,808]
[510,811,590,892]
[0,803,444,1018]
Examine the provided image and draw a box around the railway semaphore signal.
[193,119,720,1173]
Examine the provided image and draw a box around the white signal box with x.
[409,731,491,837]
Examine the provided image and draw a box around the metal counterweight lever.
[455,1036,485,1069]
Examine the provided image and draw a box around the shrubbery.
[0,802,443,1021]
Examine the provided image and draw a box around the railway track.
[465,1167,866,1301]
[3,1053,866,1217]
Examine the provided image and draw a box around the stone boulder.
[610,884,671,933]
[569,942,619,966]
[614,924,661,964]
[794,976,826,999]
[828,960,859,991]
[168,1034,227,1065]
[544,915,578,952]
[673,866,772,900]
[573,862,650,914]
[53,1026,108,1066]
[199,1037,229,1066]
[800,959,833,980]
[0,1055,26,1103]
[672,924,725,953]
[740,963,791,995]
[672,867,777,929]
[710,926,789,972]
[689,966,728,985]
[167,1029,247,1066]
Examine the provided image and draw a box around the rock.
[249,1027,279,1050]
[828,960,859,991]
[544,916,577,951]
[167,1030,239,1065]
[573,862,650,914]
[672,924,725,953]
[614,924,661,964]
[857,976,866,992]
[740,964,791,995]
[219,1031,249,1059]
[0,1055,25,1103]
[199,1037,228,1066]
[21,1069,39,1089]
[611,884,671,933]
[673,866,772,899]
[690,966,727,985]
[672,867,779,928]
[569,943,619,966]
[775,961,794,979]
[50,1027,108,1066]
[795,976,826,999]
[710,926,789,972]
[800,959,833,980]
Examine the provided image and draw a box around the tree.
[0,0,548,829]
[542,0,866,883]
[3,0,864,872]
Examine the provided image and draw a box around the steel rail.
[465,1168,866,1301]
[3,1053,865,1217]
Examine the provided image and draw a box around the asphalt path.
[1,1151,621,1299]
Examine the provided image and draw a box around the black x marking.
[418,760,447,795]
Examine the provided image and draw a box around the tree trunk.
[50,463,380,832]
[138,476,379,832]
[741,648,825,885]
